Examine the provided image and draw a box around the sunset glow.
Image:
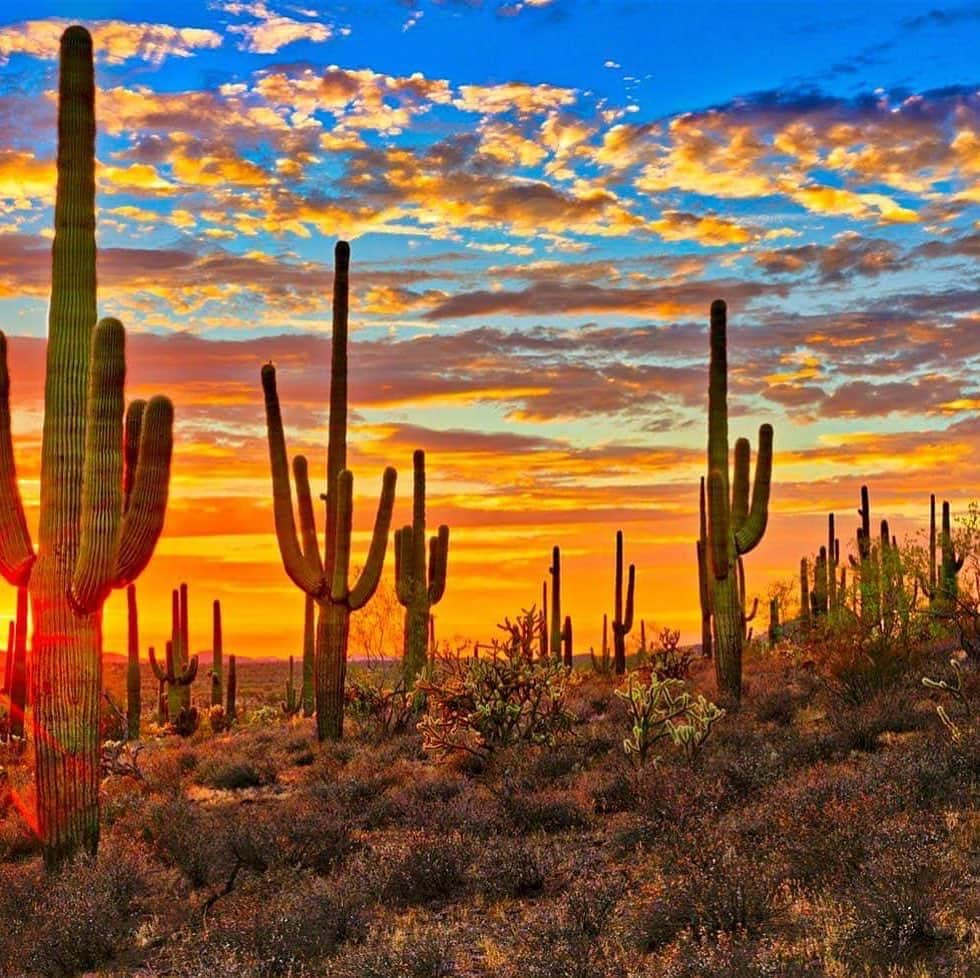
[0,0,977,658]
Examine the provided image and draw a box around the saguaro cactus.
[696,477,713,659]
[704,300,773,705]
[549,546,562,658]
[125,584,140,740]
[210,599,223,707]
[282,655,301,716]
[148,639,198,726]
[301,593,314,716]
[939,500,964,610]
[562,615,573,667]
[539,581,548,659]
[395,449,449,682]
[8,586,27,740]
[611,530,635,675]
[0,27,173,865]
[262,242,396,741]
[226,654,238,721]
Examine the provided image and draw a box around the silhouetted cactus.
[395,449,449,682]
[768,597,780,646]
[704,300,773,704]
[812,546,828,618]
[282,655,302,717]
[262,242,396,741]
[301,593,314,716]
[548,546,562,658]
[226,654,238,721]
[562,615,573,667]
[211,599,223,707]
[590,613,612,675]
[148,638,198,736]
[696,478,713,660]
[0,27,174,865]
[539,581,548,659]
[939,500,964,610]
[8,586,26,740]
[611,530,635,676]
[800,557,810,626]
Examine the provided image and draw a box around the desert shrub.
[323,925,454,978]
[656,934,822,978]
[648,626,697,680]
[346,673,424,737]
[752,686,797,725]
[418,640,576,759]
[0,842,148,977]
[509,874,624,978]
[471,838,545,901]
[195,874,367,977]
[502,788,590,833]
[356,833,470,907]
[617,672,724,768]
[587,766,636,814]
[196,755,276,790]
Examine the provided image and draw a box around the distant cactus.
[939,500,964,610]
[768,597,780,647]
[800,557,810,626]
[0,27,174,864]
[226,654,238,721]
[696,477,713,659]
[611,530,635,676]
[8,586,26,740]
[539,581,548,659]
[811,546,828,617]
[562,615,573,668]
[211,599,223,707]
[282,655,302,717]
[262,242,397,741]
[148,639,198,736]
[548,546,563,658]
[704,300,773,704]
[395,449,449,683]
[590,613,612,675]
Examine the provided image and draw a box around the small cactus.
[611,530,635,676]
[282,655,302,717]
[226,654,238,722]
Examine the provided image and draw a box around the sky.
[0,0,977,659]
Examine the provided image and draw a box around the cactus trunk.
[549,546,562,658]
[611,529,635,676]
[301,593,314,716]
[9,585,27,740]
[211,599,223,707]
[226,653,237,721]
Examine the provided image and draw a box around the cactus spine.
[211,599,223,707]
[262,242,396,741]
[0,28,174,865]
[705,300,773,704]
[395,449,449,682]
[125,584,140,739]
[612,530,635,676]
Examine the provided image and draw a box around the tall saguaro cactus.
[395,449,449,682]
[262,242,397,741]
[549,546,562,658]
[696,477,713,659]
[0,27,174,865]
[611,530,635,676]
[211,599,223,707]
[704,300,773,705]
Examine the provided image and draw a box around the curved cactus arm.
[707,468,730,580]
[744,595,759,624]
[261,362,326,598]
[348,466,397,610]
[122,398,145,507]
[293,455,324,578]
[734,423,773,556]
[71,318,126,614]
[175,655,199,686]
[731,438,751,531]
[114,395,173,586]
[0,333,35,586]
[148,645,171,683]
[428,525,449,605]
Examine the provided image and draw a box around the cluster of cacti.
[395,449,449,682]
[611,530,635,675]
[262,241,397,741]
[149,583,199,727]
[702,300,773,704]
[0,26,174,865]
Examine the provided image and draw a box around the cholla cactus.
[923,658,970,744]
[617,672,724,767]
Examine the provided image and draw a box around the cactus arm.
[122,398,145,506]
[175,655,199,685]
[148,645,171,683]
[428,525,449,605]
[395,526,412,605]
[114,395,173,586]
[293,455,324,577]
[707,469,730,580]
[0,333,35,586]
[731,438,750,531]
[622,563,635,633]
[734,423,773,556]
[347,466,397,610]
[71,318,125,614]
[330,469,355,603]
[261,362,326,597]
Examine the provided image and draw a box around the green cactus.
[611,530,635,676]
[695,476,713,660]
[262,242,396,741]
[282,655,302,717]
[165,584,194,717]
[0,27,174,865]
[548,546,562,658]
[148,638,198,734]
[395,449,449,682]
[226,653,238,722]
[704,300,773,705]
[211,599,223,707]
